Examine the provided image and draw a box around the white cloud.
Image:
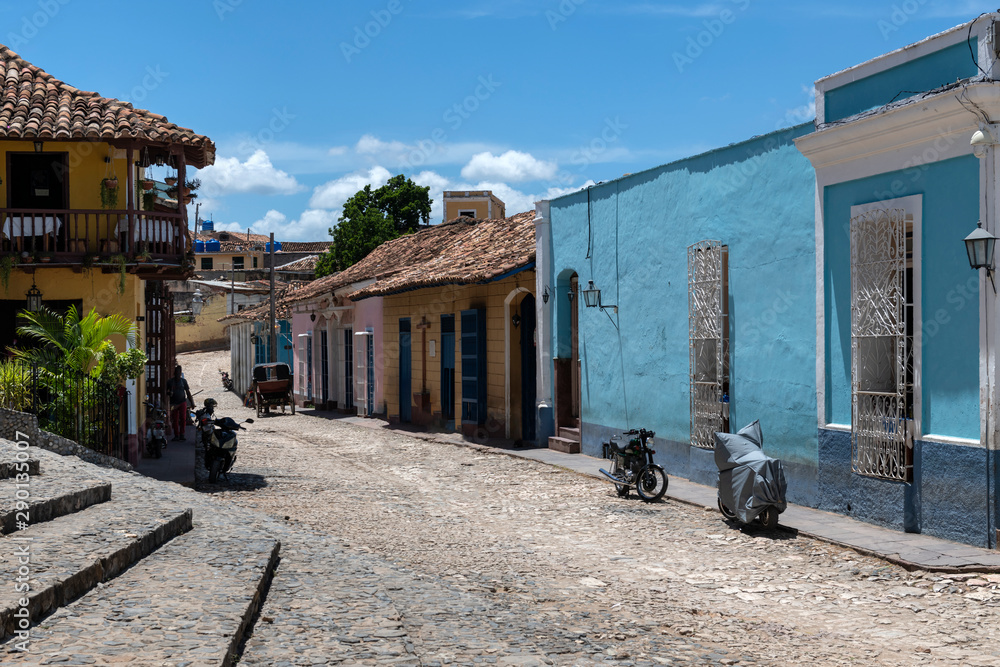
[198,150,303,196]
[310,166,392,210]
[247,209,338,242]
[461,150,558,183]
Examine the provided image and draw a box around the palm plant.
[12,305,136,375]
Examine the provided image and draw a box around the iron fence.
[0,359,128,461]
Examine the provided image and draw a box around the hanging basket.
[164,176,178,186]
[141,179,155,191]
[103,178,118,190]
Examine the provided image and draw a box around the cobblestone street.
[179,350,1000,666]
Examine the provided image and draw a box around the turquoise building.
[536,124,820,502]
[797,17,995,547]
[536,13,1000,547]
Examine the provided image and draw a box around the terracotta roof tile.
[279,242,332,253]
[276,255,319,272]
[0,44,215,168]
[285,211,535,305]
[218,281,308,323]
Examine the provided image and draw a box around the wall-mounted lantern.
[965,221,997,292]
[542,286,550,304]
[581,280,617,314]
[25,281,42,312]
[511,313,521,328]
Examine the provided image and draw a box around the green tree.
[316,175,432,274]
[13,305,138,376]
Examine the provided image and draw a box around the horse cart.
[250,362,295,417]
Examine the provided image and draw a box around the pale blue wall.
[548,124,818,503]
[823,156,980,440]
[825,41,977,123]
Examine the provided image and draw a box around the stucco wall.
[822,156,981,439]
[824,41,977,123]
[176,291,229,352]
[548,124,818,504]
[381,272,536,440]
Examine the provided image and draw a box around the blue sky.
[1,0,993,240]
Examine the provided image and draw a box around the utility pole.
[269,232,277,363]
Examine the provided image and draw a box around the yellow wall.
[0,140,136,211]
[382,271,535,439]
[444,200,490,220]
[176,291,228,351]
[195,251,264,270]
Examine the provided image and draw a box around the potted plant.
[38,252,52,263]
[164,176,178,186]
[81,253,96,270]
[20,251,33,264]
[142,189,157,211]
[100,178,119,210]
[137,243,152,262]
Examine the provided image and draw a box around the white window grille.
[850,202,919,482]
[688,241,729,449]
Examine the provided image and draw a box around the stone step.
[0,503,193,641]
[0,476,111,535]
[1,522,280,664]
[548,436,581,454]
[558,426,580,441]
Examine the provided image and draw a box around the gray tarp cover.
[714,420,787,524]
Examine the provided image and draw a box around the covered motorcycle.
[714,420,786,529]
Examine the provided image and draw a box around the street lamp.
[25,281,42,312]
[965,221,997,292]
[581,280,617,314]
[191,289,204,316]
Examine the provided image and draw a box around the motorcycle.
[220,369,233,392]
[599,428,669,502]
[199,406,253,483]
[144,401,168,459]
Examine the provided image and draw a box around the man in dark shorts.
[166,365,194,441]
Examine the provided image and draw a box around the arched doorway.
[520,294,537,442]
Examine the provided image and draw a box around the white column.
[534,201,554,426]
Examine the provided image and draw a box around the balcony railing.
[0,208,186,262]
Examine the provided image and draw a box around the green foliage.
[0,254,14,292]
[0,360,33,410]
[322,175,432,271]
[97,346,146,386]
[109,254,127,294]
[314,248,338,279]
[12,305,137,375]
[100,178,119,210]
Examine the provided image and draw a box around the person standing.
[166,364,194,441]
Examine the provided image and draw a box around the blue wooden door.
[441,315,455,427]
[399,318,412,422]
[461,309,486,426]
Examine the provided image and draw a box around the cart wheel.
[759,506,779,530]
[717,495,737,521]
[290,398,295,415]
[256,394,262,418]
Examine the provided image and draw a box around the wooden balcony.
[0,208,188,273]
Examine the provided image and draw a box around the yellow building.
[0,44,215,462]
[351,211,538,442]
[442,191,506,222]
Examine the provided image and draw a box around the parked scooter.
[144,401,168,459]
[197,397,253,483]
[599,428,668,502]
[220,369,233,391]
